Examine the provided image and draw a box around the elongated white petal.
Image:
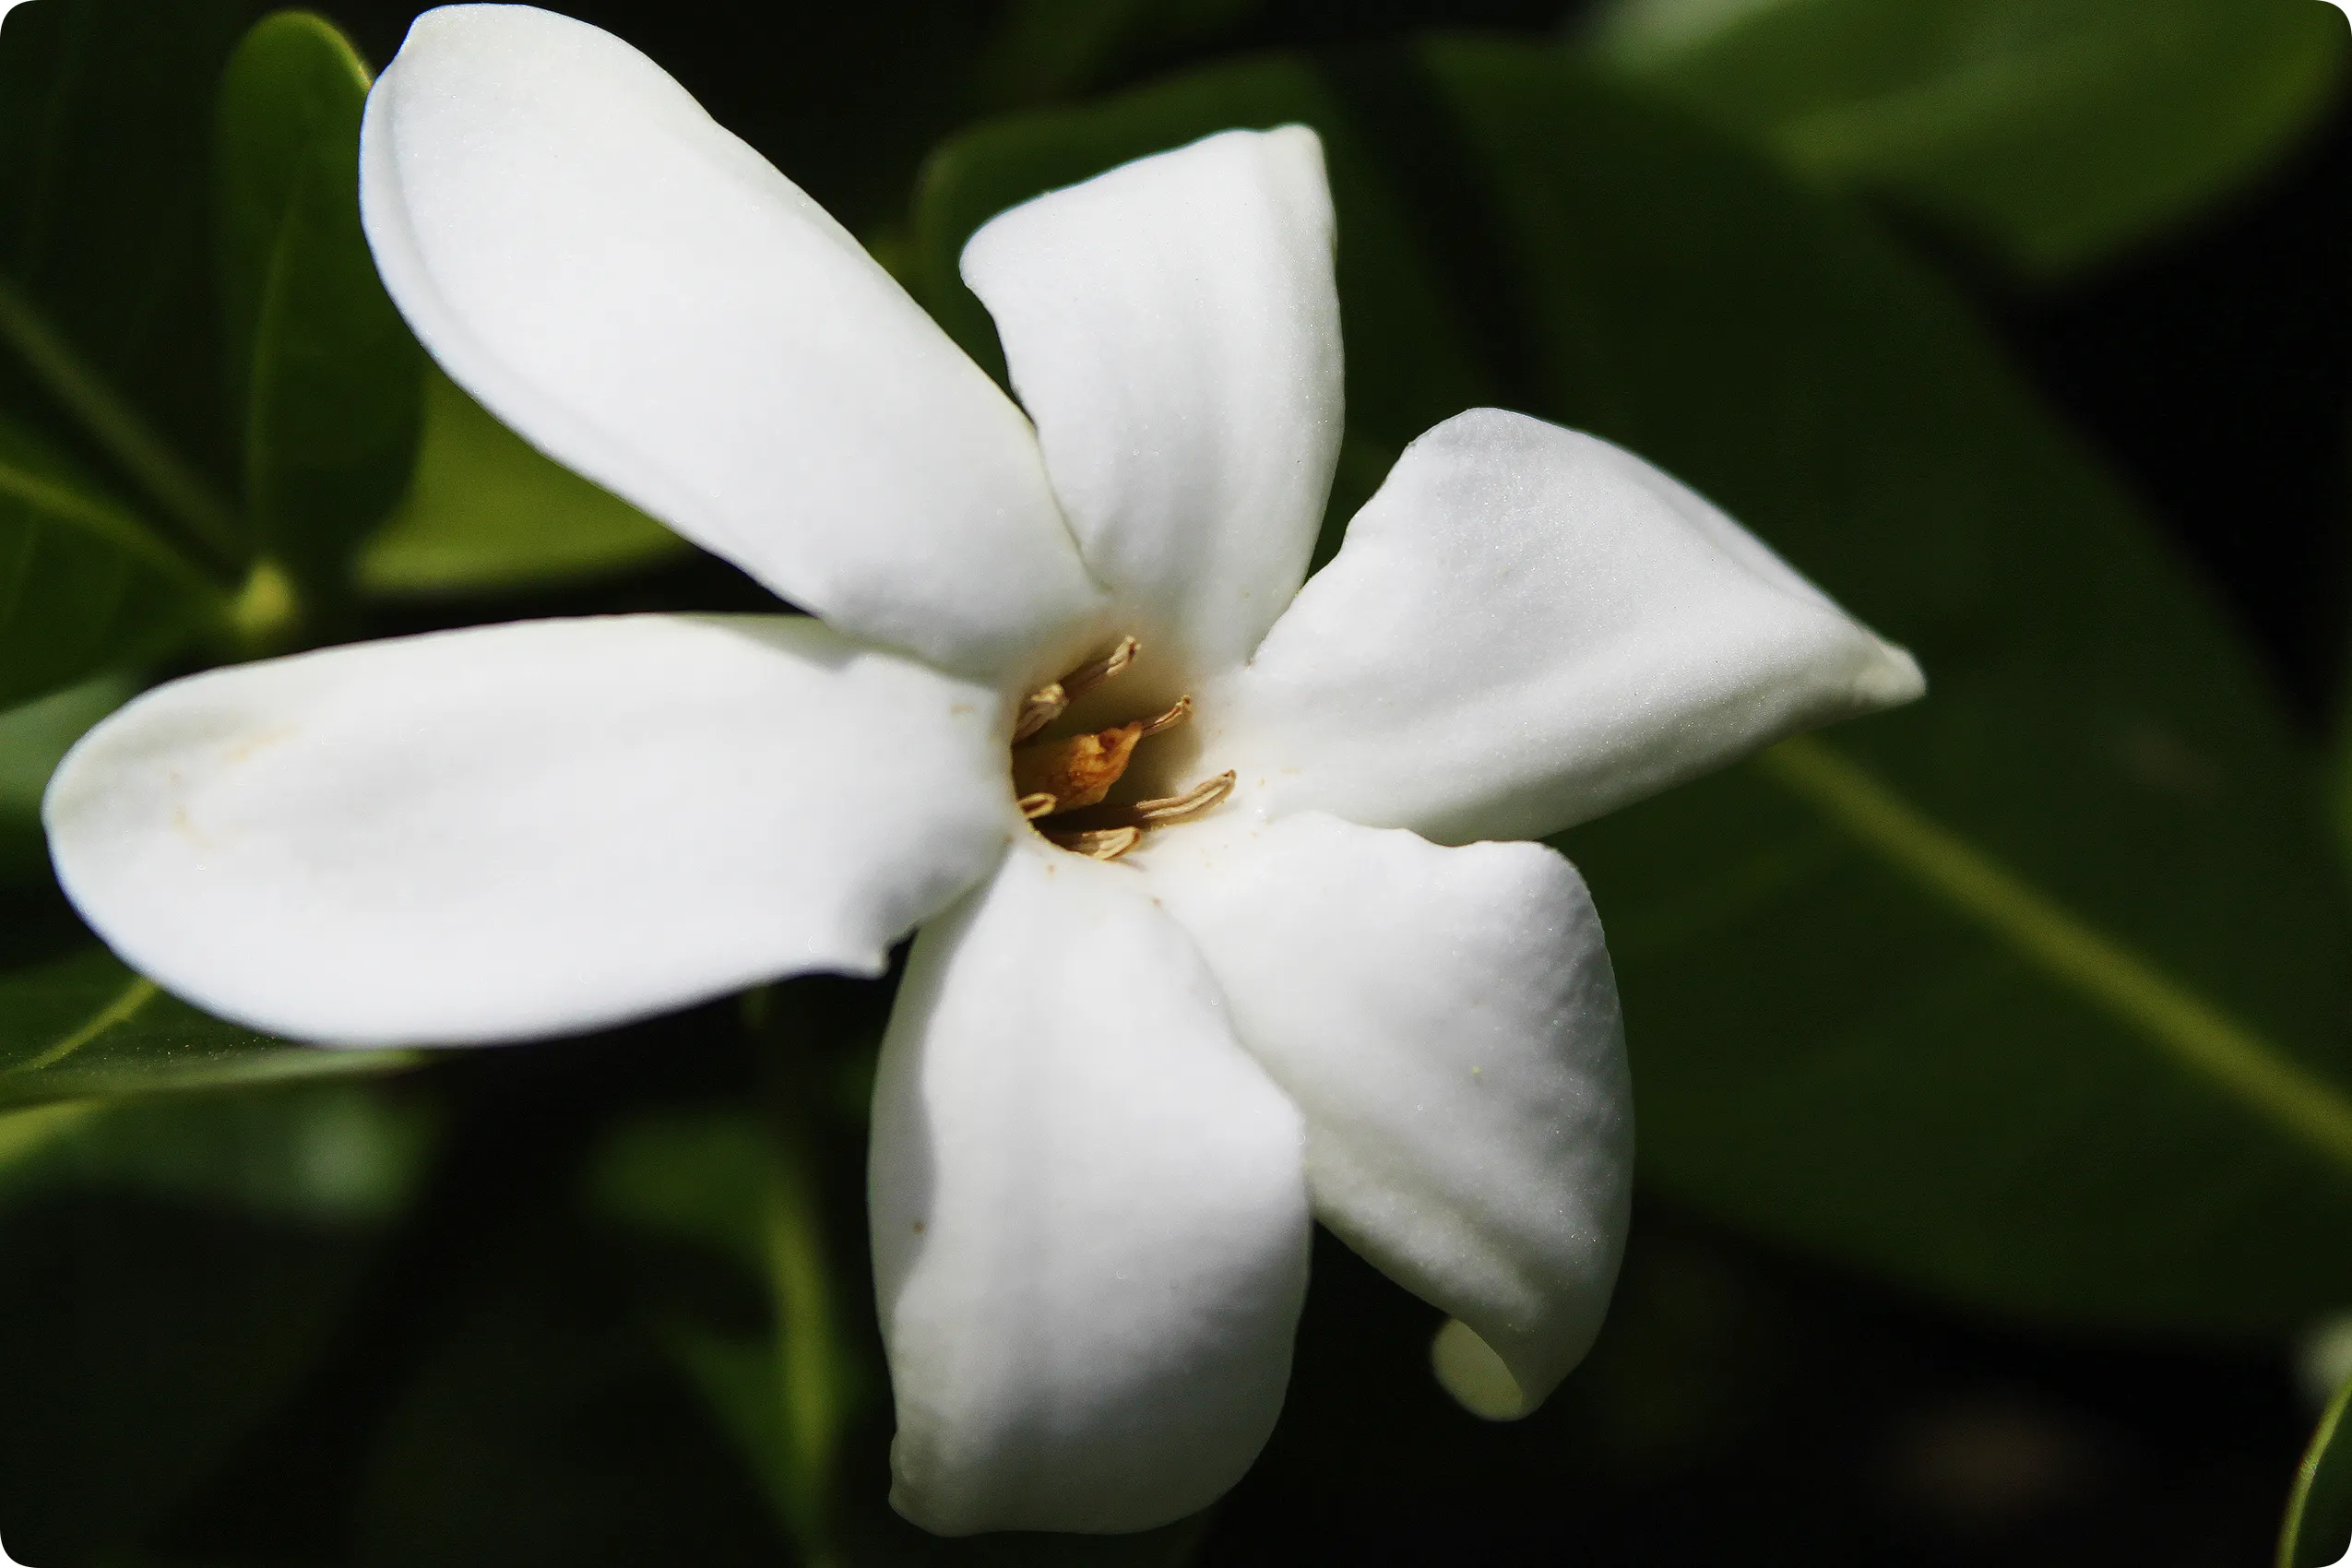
[871,841,1309,1535]
[1213,410,1924,843]
[963,127,1342,686]
[1140,811,1628,1410]
[361,6,1101,677]
[45,616,1010,1046]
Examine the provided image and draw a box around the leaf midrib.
[6,972,158,1077]
[0,273,243,570]
[0,444,208,581]
[1761,734,2352,1178]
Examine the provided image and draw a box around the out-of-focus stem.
[747,987,850,1568]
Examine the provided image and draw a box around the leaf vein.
[10,974,159,1076]
[1761,733,2352,1176]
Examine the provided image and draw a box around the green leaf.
[1586,0,2346,279]
[596,1105,853,1562]
[0,409,218,708]
[214,9,422,617]
[0,945,418,1110]
[0,1079,436,1218]
[970,0,1263,109]
[0,1185,400,1562]
[1421,42,2352,1332]
[0,1084,429,1565]
[2283,1374,2352,1567]
[356,362,685,596]
[0,669,136,882]
[0,0,261,562]
[912,53,1491,452]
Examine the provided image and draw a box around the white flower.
[41,2,1922,1537]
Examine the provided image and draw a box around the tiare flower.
[42,3,1922,1535]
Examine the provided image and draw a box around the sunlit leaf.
[356,362,685,596]
[214,9,422,616]
[1586,0,2346,279]
[0,945,418,1110]
[1411,41,2352,1332]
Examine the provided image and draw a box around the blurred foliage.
[0,1081,433,1565]
[2,0,2350,1562]
[0,947,422,1110]
[2283,1372,2352,1567]
[214,9,421,628]
[1586,0,2347,280]
[357,362,683,596]
[0,672,132,882]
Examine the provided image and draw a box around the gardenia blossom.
[42,3,1923,1537]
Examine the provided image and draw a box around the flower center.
[1009,636,1234,861]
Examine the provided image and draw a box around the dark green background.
[5,1,2352,1564]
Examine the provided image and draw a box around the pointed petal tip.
[1866,639,1929,708]
[1431,1319,1538,1421]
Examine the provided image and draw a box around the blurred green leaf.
[1412,42,2352,1333]
[2283,1372,2352,1566]
[1585,0,2346,279]
[913,53,1491,451]
[0,1079,435,1219]
[215,9,422,617]
[0,669,135,882]
[0,1080,427,1564]
[0,1194,398,1564]
[0,410,218,709]
[972,0,1263,108]
[0,0,262,562]
[348,1206,788,1568]
[597,1105,852,1563]
[356,362,686,597]
[0,945,419,1109]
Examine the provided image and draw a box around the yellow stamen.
[1009,638,1221,857]
[1137,695,1192,739]
[1131,771,1235,827]
[1045,826,1143,861]
[1011,683,1067,743]
[1061,636,1140,702]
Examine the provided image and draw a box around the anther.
[1061,636,1140,702]
[1011,683,1067,743]
[1131,771,1235,827]
[1045,826,1143,861]
[1137,695,1191,739]
[1017,792,1059,820]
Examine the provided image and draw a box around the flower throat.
[1010,636,1233,861]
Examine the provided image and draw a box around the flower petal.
[962,127,1343,684]
[360,6,1101,678]
[1212,409,1925,842]
[44,615,1010,1046]
[1140,810,1629,1410]
[870,840,1310,1535]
